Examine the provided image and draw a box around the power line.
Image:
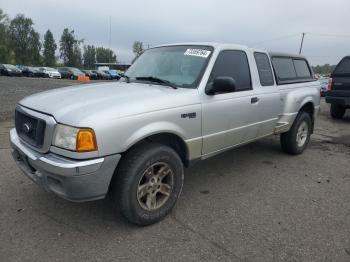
[251,33,301,46]
[304,32,350,38]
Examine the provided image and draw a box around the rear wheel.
[280,111,312,155]
[111,143,184,226]
[330,104,345,119]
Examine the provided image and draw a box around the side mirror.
[205,76,237,95]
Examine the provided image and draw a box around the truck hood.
[19,81,200,126]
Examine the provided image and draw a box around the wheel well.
[127,133,189,167]
[299,102,314,132]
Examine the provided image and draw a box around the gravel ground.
[0,76,106,121]
[0,77,349,261]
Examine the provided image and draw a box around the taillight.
[327,78,333,91]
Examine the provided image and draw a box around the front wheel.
[330,104,345,119]
[280,112,312,155]
[111,143,184,226]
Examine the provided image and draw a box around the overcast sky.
[1,0,350,65]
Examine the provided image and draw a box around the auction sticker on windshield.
[184,49,211,58]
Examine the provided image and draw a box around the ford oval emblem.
[22,123,32,133]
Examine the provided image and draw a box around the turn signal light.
[76,129,97,152]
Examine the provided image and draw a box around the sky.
[1,0,350,65]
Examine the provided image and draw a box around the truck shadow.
[29,135,285,232]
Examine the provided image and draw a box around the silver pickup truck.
[10,43,320,225]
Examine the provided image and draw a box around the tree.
[83,45,96,69]
[59,28,83,67]
[0,9,13,63]
[132,41,144,63]
[43,30,57,66]
[312,64,335,75]
[8,14,42,65]
[95,47,117,63]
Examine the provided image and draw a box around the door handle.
[251,97,259,104]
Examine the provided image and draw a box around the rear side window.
[333,57,350,75]
[254,52,274,86]
[272,57,313,84]
[209,50,251,92]
[272,57,296,80]
[293,59,311,78]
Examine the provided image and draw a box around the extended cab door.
[200,50,260,156]
[252,52,281,136]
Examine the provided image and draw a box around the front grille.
[15,107,46,148]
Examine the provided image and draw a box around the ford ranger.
[10,43,320,225]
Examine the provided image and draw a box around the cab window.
[208,50,252,92]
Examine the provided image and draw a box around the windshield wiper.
[135,76,178,89]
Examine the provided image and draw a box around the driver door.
[201,50,260,156]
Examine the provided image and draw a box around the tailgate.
[330,76,350,97]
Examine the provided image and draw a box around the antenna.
[299,32,305,55]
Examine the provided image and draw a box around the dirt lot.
[0,77,349,262]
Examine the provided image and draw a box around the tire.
[111,143,184,226]
[330,104,345,119]
[280,111,312,155]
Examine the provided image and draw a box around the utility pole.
[108,16,111,63]
[299,32,305,55]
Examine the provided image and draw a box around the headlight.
[52,124,97,152]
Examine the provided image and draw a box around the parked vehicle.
[0,64,23,76]
[326,56,350,118]
[10,43,320,226]
[39,67,61,78]
[92,70,111,80]
[105,69,120,80]
[32,67,47,78]
[58,67,85,80]
[82,70,98,80]
[21,66,38,77]
[319,77,329,97]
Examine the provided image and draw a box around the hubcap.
[137,162,174,211]
[296,121,309,147]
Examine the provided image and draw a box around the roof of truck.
[268,52,307,60]
[153,42,249,50]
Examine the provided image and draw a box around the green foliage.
[0,9,14,63]
[43,30,57,66]
[59,28,83,67]
[312,64,336,75]
[8,14,42,65]
[95,47,117,63]
[83,45,96,69]
[132,41,144,63]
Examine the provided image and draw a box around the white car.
[39,67,61,79]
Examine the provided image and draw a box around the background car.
[105,69,120,80]
[39,67,61,78]
[92,70,111,80]
[58,67,85,80]
[82,70,98,80]
[319,77,329,97]
[21,66,37,77]
[326,56,350,119]
[0,64,23,76]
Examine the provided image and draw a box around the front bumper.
[10,128,121,202]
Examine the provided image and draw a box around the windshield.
[45,67,56,71]
[4,64,18,70]
[71,68,84,74]
[333,57,350,76]
[125,45,213,88]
